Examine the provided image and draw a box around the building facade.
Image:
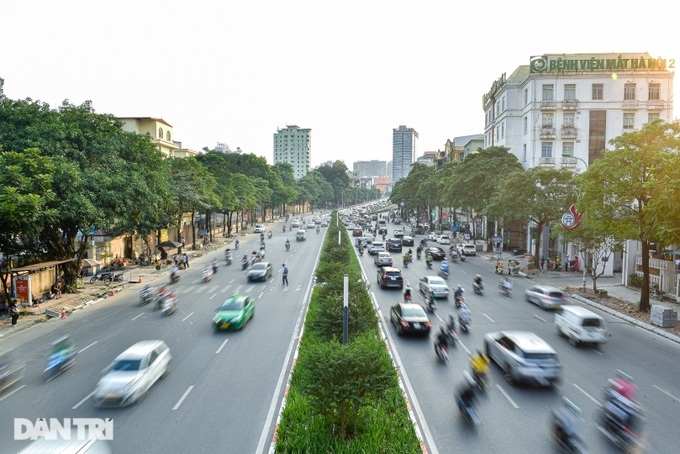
[353,160,388,178]
[482,52,675,277]
[392,125,418,183]
[273,125,311,180]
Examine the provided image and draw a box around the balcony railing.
[540,100,557,110]
[562,100,578,110]
[622,99,639,108]
[540,127,556,138]
[538,157,555,166]
[647,99,665,110]
[561,126,577,138]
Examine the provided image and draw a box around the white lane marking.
[132,313,144,321]
[72,391,96,409]
[496,384,519,408]
[210,293,218,299]
[259,292,264,299]
[234,285,244,293]
[0,384,25,401]
[533,314,548,323]
[207,285,219,293]
[483,313,495,322]
[573,383,602,406]
[78,341,98,353]
[653,384,680,401]
[228,279,235,284]
[194,286,206,293]
[172,386,194,410]
[220,285,232,293]
[216,339,229,354]
[182,312,194,322]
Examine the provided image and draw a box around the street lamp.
[562,153,589,290]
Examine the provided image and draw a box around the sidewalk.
[0,237,241,340]
[480,252,680,344]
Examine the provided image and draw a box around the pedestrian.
[507,260,512,275]
[183,253,189,269]
[282,264,289,286]
[51,281,62,299]
[573,256,579,273]
[174,254,179,267]
[10,301,20,327]
[556,256,561,271]
[540,256,545,270]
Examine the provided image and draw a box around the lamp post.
[562,153,589,290]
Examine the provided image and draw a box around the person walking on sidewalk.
[573,256,579,273]
[282,264,289,286]
[10,301,20,327]
[540,256,545,270]
[183,253,189,269]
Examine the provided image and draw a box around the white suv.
[437,235,451,245]
[368,242,385,255]
[254,224,266,233]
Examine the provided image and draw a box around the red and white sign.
[561,204,582,230]
[15,276,29,302]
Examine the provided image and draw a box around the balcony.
[561,157,577,167]
[561,126,577,139]
[540,100,557,110]
[538,157,556,167]
[647,99,665,110]
[562,100,578,110]
[622,99,639,108]
[540,127,556,138]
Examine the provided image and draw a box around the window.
[592,84,603,100]
[524,88,529,105]
[523,116,528,134]
[523,144,527,162]
[623,112,635,130]
[542,113,554,127]
[542,84,554,101]
[166,131,171,141]
[563,113,575,127]
[541,142,553,158]
[564,84,576,101]
[501,96,506,112]
[648,83,660,100]
[562,142,574,156]
[501,122,505,139]
[648,113,660,123]
[624,83,636,100]
[158,127,163,139]
[588,110,606,162]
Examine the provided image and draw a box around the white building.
[353,160,388,178]
[392,125,418,183]
[483,52,674,276]
[273,125,311,180]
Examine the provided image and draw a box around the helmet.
[476,274,481,279]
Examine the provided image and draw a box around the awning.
[11,259,76,275]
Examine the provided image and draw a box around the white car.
[94,340,171,407]
[368,242,385,255]
[291,219,301,228]
[437,235,451,245]
[462,244,477,256]
[254,224,266,233]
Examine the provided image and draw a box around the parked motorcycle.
[112,273,125,283]
[90,272,113,285]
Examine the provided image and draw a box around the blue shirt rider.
[441,259,450,273]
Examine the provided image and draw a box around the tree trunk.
[640,240,651,312]
[533,222,543,269]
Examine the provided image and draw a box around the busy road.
[0,221,324,454]
[359,225,680,454]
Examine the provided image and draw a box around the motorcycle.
[234,240,240,250]
[316,226,320,234]
[202,267,213,283]
[473,281,484,295]
[139,286,154,306]
[42,344,77,382]
[435,342,449,363]
[458,314,471,333]
[161,294,177,316]
[225,254,233,266]
[471,369,487,393]
[457,394,480,427]
[268,231,273,239]
[438,269,449,280]
[454,292,464,308]
[495,264,504,274]
[597,398,644,452]
[403,258,409,268]
[450,253,458,263]
[282,225,286,233]
[359,248,364,256]
[426,260,432,269]
[212,261,219,274]
[112,273,125,283]
[241,259,249,270]
[425,296,437,313]
[499,280,512,297]
[90,272,113,285]
[446,326,459,346]
[170,271,180,284]
[285,241,290,251]
[552,399,588,454]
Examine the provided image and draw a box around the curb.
[569,293,680,345]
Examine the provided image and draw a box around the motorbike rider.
[440,258,450,277]
[285,239,291,250]
[416,245,423,259]
[260,241,266,251]
[435,326,449,355]
[268,230,273,238]
[234,239,240,250]
[260,233,265,242]
[156,286,168,310]
[407,249,413,261]
[425,251,433,268]
[454,285,464,303]
[447,313,457,332]
[602,371,641,432]
[501,276,513,293]
[473,274,483,288]
[552,397,584,450]
[283,225,286,233]
[50,336,75,362]
[316,225,320,233]
[403,285,413,302]
[456,371,478,418]
[470,350,490,385]
[225,249,232,262]
[403,251,410,266]
[212,258,219,272]
[458,302,472,328]
[358,244,364,255]
[426,289,437,311]
[170,265,180,282]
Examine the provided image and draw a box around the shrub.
[628,273,643,288]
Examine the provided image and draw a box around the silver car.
[525,285,569,310]
[94,340,171,407]
[374,252,393,267]
[418,276,449,299]
[484,331,561,387]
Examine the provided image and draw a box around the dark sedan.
[425,246,446,261]
[390,303,431,336]
[247,262,273,281]
[401,235,414,246]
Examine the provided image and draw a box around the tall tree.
[576,120,680,312]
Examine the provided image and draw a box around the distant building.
[392,125,418,183]
[444,134,484,162]
[118,117,197,158]
[273,125,311,180]
[353,160,388,178]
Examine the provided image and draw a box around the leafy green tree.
[272,162,299,216]
[317,160,350,189]
[487,167,577,268]
[576,121,680,312]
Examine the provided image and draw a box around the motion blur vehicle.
[377,267,404,289]
[419,276,449,299]
[247,262,273,282]
[374,252,393,267]
[93,340,171,407]
[484,331,561,387]
[0,352,26,394]
[390,302,432,336]
[525,285,569,310]
[295,229,306,241]
[393,229,405,238]
[425,246,446,261]
[387,238,403,252]
[254,224,266,233]
[213,293,255,331]
[401,235,414,247]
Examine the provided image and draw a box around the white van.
[555,305,608,347]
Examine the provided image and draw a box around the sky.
[1,1,677,168]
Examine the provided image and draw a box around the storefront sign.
[561,204,582,231]
[530,53,674,73]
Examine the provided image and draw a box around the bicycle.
[650,287,665,301]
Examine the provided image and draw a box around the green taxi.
[213,293,254,331]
